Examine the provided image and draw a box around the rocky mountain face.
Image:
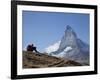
[50,25,89,65]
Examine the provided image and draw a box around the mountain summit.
[49,25,89,65]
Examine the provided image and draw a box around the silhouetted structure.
[27,44,39,53]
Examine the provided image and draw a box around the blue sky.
[22,11,89,52]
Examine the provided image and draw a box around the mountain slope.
[23,51,82,68]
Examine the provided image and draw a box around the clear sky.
[22,11,89,52]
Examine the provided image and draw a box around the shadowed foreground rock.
[23,51,82,68]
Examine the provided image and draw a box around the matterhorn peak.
[65,25,77,38]
[47,25,89,65]
[66,25,72,31]
[65,25,73,33]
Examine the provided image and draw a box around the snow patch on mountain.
[64,47,72,52]
[45,41,61,53]
[51,46,73,58]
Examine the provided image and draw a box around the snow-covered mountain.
[46,25,89,65]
